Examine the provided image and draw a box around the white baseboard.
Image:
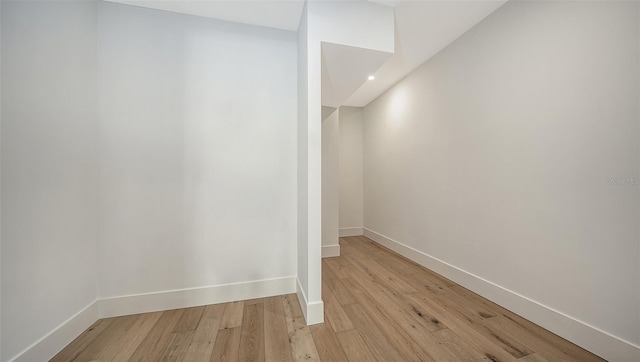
[339,227,363,237]
[8,300,99,362]
[7,277,297,361]
[296,278,324,325]
[322,244,341,258]
[363,228,640,362]
[99,276,296,318]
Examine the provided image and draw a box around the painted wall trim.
[7,300,99,362]
[296,278,324,325]
[363,228,640,362]
[99,277,296,318]
[322,244,341,258]
[339,227,363,237]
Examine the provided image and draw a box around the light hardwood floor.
[52,236,604,361]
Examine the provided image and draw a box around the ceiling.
[347,0,507,106]
[104,0,306,31]
[321,42,393,108]
[104,0,507,107]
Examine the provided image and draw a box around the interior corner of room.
[1,0,639,361]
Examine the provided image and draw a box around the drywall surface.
[338,107,363,233]
[1,1,98,360]
[1,1,4,359]
[296,0,394,323]
[308,0,393,53]
[98,2,297,298]
[296,0,310,312]
[364,0,639,356]
[322,107,339,250]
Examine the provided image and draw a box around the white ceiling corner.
[321,42,393,108]
[103,0,306,31]
[102,0,509,108]
[345,0,508,106]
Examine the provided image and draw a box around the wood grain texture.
[210,327,242,362]
[264,297,293,362]
[50,319,113,362]
[283,293,321,361]
[335,329,376,362]
[72,316,137,361]
[220,301,244,330]
[107,312,163,361]
[237,303,265,361]
[128,309,184,362]
[321,284,353,333]
[309,323,348,362]
[53,236,603,362]
[157,330,195,361]
[182,304,224,361]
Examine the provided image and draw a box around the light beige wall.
[338,107,363,235]
[322,107,340,254]
[1,1,98,360]
[363,1,639,359]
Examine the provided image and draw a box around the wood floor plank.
[450,285,604,361]
[282,294,307,333]
[342,301,433,362]
[341,277,455,362]
[340,240,418,294]
[464,312,534,358]
[324,257,350,279]
[50,319,113,362]
[102,312,163,361]
[211,327,242,362]
[245,297,266,305]
[433,327,491,362]
[520,353,552,362]
[309,323,349,362]
[53,236,605,362]
[322,259,357,306]
[155,307,204,362]
[403,292,519,362]
[238,303,265,361]
[129,309,185,362]
[182,304,224,361]
[322,283,354,333]
[484,315,602,362]
[264,297,293,362]
[220,301,244,330]
[73,315,137,361]
[375,254,497,323]
[173,306,204,333]
[369,276,447,333]
[404,283,533,358]
[374,256,450,296]
[343,236,389,259]
[350,235,455,287]
[341,255,448,335]
[157,330,196,361]
[282,294,321,361]
[328,278,357,307]
[335,329,377,362]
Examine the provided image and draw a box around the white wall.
[363,1,639,360]
[308,1,394,53]
[98,2,298,298]
[296,0,394,324]
[338,106,363,236]
[321,107,339,257]
[1,1,98,360]
[296,0,312,319]
[1,1,4,359]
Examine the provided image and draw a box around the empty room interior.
[1,0,639,361]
